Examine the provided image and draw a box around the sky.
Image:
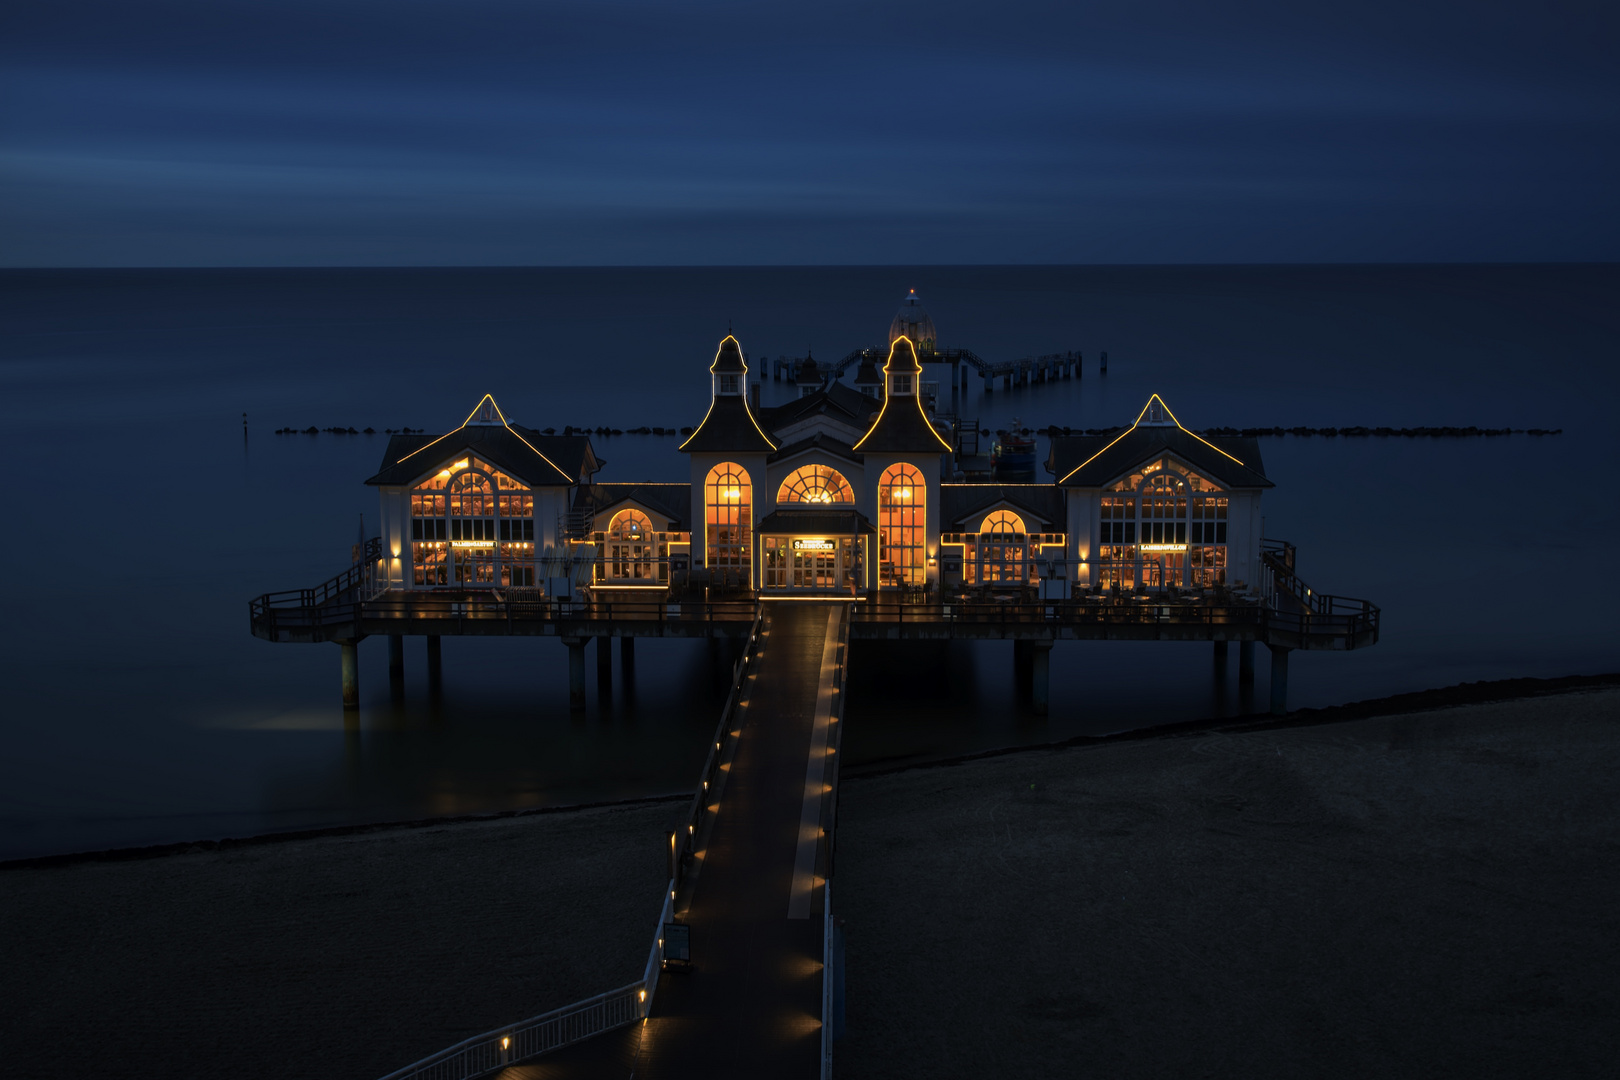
[1,0,1617,266]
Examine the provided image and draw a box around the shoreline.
[8,670,1616,870]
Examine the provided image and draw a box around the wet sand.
[4,684,1617,1079]
[834,686,1620,1078]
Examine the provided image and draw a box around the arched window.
[607,509,654,581]
[409,458,534,587]
[705,463,751,573]
[976,508,1028,584]
[777,464,854,504]
[980,510,1026,535]
[878,463,925,587]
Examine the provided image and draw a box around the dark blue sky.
[2,0,1616,265]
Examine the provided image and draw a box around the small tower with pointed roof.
[852,353,883,399]
[795,352,823,398]
[681,334,776,588]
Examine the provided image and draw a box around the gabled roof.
[768,432,864,467]
[1047,395,1271,489]
[366,395,592,486]
[852,336,953,454]
[941,484,1067,531]
[680,335,777,454]
[758,381,874,432]
[579,483,692,529]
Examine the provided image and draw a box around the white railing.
[821,879,835,1080]
[376,881,672,1080]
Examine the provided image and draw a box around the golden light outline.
[852,336,953,453]
[678,335,778,451]
[1057,394,1243,485]
[395,394,573,484]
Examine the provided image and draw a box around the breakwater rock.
[1039,424,1562,439]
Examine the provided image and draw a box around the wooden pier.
[249,540,1376,715]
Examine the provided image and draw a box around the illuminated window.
[879,464,925,587]
[410,459,533,587]
[1099,470,1222,589]
[705,463,751,574]
[777,465,854,505]
[974,510,1028,584]
[607,509,655,581]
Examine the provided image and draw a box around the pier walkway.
[518,601,844,1078]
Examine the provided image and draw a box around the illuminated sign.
[450,540,496,549]
[1140,543,1188,552]
[792,538,836,552]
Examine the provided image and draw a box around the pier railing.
[375,885,672,1080]
[675,602,766,892]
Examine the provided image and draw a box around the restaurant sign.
[792,538,836,552]
[1140,543,1189,552]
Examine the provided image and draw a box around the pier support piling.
[1214,640,1229,667]
[597,634,612,684]
[340,641,359,711]
[565,639,586,710]
[1239,640,1255,684]
[425,635,442,691]
[1268,645,1291,716]
[620,636,635,667]
[388,634,404,681]
[1031,640,1053,715]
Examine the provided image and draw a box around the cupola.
[887,289,937,354]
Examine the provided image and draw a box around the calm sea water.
[1,265,1616,858]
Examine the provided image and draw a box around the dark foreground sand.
[0,799,683,1080]
[3,687,1617,1079]
[834,686,1620,1079]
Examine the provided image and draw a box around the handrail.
[821,879,835,1080]
[675,601,767,892]
[375,883,672,1080]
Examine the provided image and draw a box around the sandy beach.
[3,683,1617,1079]
[834,685,1620,1078]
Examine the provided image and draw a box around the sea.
[1,264,1616,860]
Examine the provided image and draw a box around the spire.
[853,336,952,453]
[680,333,776,453]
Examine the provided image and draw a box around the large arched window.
[410,456,534,587]
[705,463,751,573]
[777,464,854,504]
[878,463,925,587]
[606,509,654,581]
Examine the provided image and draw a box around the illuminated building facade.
[366,339,1270,600]
[366,395,602,591]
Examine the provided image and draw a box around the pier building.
[253,323,1379,717]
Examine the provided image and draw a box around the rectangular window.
[720,375,739,394]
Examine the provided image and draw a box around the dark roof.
[679,395,777,454]
[941,484,1067,531]
[795,355,822,385]
[758,382,874,433]
[756,509,875,535]
[852,396,952,455]
[579,483,691,529]
[768,432,864,466]
[366,425,592,486]
[853,357,883,385]
[710,334,747,375]
[1047,426,1271,488]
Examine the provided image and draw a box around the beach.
[3,683,1617,1078]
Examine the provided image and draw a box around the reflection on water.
[1,265,1616,857]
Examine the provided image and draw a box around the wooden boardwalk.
[515,602,841,1078]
